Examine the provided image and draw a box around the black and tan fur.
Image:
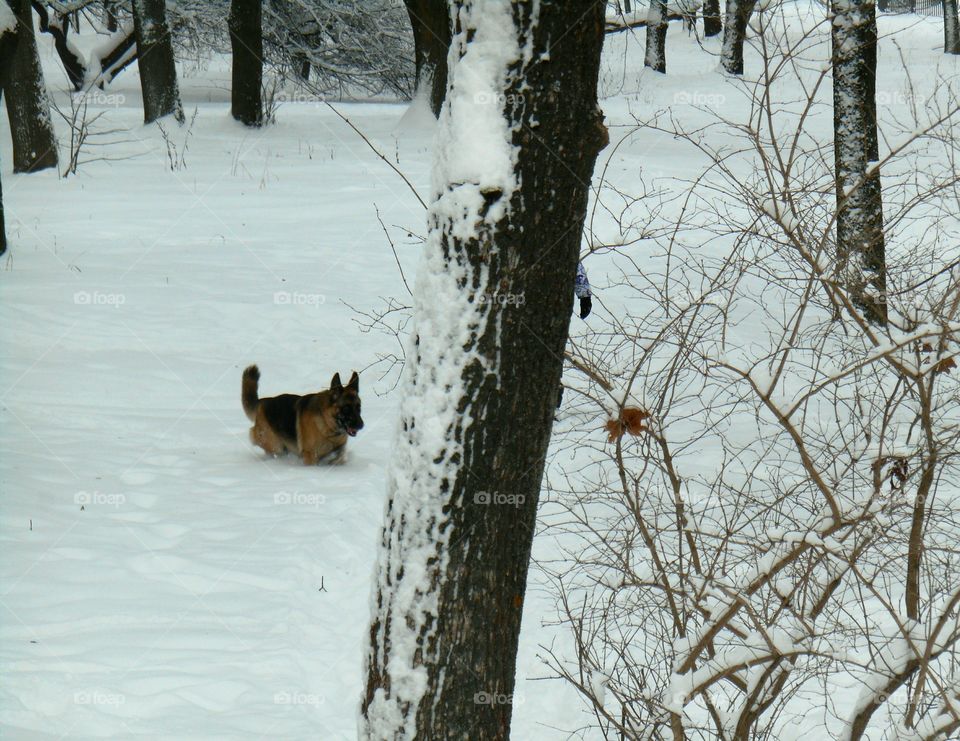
[242,365,363,465]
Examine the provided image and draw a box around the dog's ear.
[347,371,359,392]
[330,373,343,394]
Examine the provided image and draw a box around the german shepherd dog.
[242,365,363,465]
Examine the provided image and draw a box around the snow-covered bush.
[541,3,960,738]
[262,0,414,100]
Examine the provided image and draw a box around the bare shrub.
[539,4,960,738]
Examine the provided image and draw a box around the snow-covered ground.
[1,5,954,739]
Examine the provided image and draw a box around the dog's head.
[330,371,363,437]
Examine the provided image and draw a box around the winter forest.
[2,0,959,739]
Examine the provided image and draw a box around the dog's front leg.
[301,449,319,466]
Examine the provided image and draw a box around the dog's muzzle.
[338,415,363,437]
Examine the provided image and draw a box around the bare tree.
[645,0,668,72]
[361,1,608,738]
[832,0,886,325]
[703,0,722,37]
[0,0,58,173]
[131,0,184,123]
[945,0,959,54]
[404,0,449,115]
[230,0,263,126]
[31,1,86,89]
[539,5,960,738]
[721,0,757,74]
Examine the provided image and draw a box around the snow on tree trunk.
[360,1,607,738]
[721,0,757,74]
[832,0,886,326]
[645,0,668,73]
[31,1,86,90]
[404,0,450,117]
[229,0,263,127]
[93,25,137,88]
[703,0,722,37]
[945,0,960,54]
[0,0,58,173]
[131,0,184,124]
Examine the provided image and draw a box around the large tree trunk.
[832,0,886,325]
[945,0,960,54]
[131,0,184,124]
[361,1,607,738]
[229,0,263,126]
[703,0,722,36]
[645,0,668,72]
[0,0,58,173]
[404,0,450,117]
[721,0,757,74]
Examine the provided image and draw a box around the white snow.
[0,3,15,36]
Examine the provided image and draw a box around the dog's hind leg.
[251,422,283,457]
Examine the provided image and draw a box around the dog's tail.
[242,365,260,421]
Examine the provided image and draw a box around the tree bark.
[131,0,184,124]
[361,1,608,738]
[721,0,757,74]
[703,0,722,36]
[832,0,887,325]
[945,0,960,54]
[0,0,58,173]
[645,0,668,72]
[229,0,263,127]
[404,0,450,117]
